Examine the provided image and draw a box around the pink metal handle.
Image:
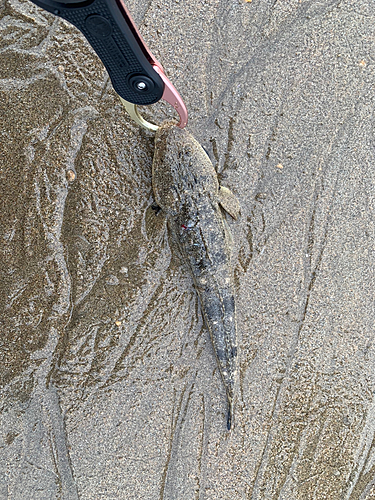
[152,65,188,128]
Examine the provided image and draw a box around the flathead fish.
[152,121,240,430]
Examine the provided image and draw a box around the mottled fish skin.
[152,121,239,430]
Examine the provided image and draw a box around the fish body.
[152,121,240,429]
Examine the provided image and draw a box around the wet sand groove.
[1,0,375,498]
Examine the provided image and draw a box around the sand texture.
[1,0,375,498]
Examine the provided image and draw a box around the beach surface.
[1,0,375,498]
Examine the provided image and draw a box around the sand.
[1,0,375,498]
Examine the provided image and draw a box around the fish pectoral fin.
[218,186,240,220]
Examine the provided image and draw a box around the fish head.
[152,121,219,216]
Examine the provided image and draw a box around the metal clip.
[119,98,159,131]
[120,64,188,132]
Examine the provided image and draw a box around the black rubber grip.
[29,0,164,105]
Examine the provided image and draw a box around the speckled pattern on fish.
[152,121,240,430]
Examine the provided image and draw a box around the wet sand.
[1,0,375,498]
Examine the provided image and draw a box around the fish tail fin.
[227,400,233,431]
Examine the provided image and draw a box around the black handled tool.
[29,0,188,128]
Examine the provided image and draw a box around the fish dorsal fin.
[218,186,240,220]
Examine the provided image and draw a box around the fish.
[152,121,240,430]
